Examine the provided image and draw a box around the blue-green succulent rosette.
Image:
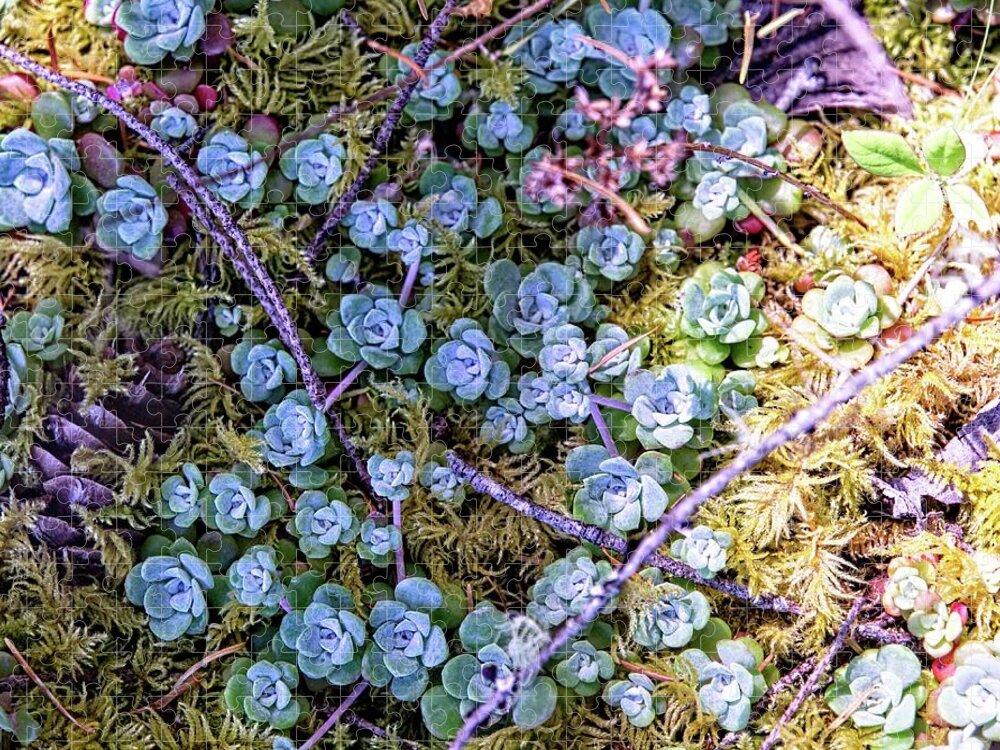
[463,101,535,156]
[572,224,647,287]
[158,462,206,528]
[586,323,646,383]
[206,471,271,537]
[277,584,367,685]
[424,318,511,404]
[418,452,466,506]
[3,297,68,363]
[116,0,213,64]
[325,285,427,375]
[94,175,168,261]
[225,658,303,730]
[0,128,77,234]
[368,451,416,503]
[289,489,359,559]
[124,538,213,641]
[671,525,732,579]
[230,334,298,403]
[342,199,397,252]
[582,4,673,98]
[680,638,773,732]
[507,18,588,95]
[388,46,462,122]
[418,164,502,240]
[196,130,268,210]
[227,545,286,612]
[631,573,712,651]
[825,645,927,749]
[150,102,198,141]
[279,134,346,205]
[251,390,332,489]
[356,518,403,567]
[603,673,666,727]
[361,578,449,702]
[421,603,557,739]
[552,640,615,697]
[623,365,719,451]
[527,547,616,627]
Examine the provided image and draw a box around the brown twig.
[3,638,94,734]
[758,598,865,750]
[136,641,247,713]
[686,142,868,229]
[533,162,652,235]
[615,657,676,683]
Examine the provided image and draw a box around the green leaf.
[923,127,966,176]
[421,685,464,740]
[946,184,992,232]
[842,131,925,177]
[894,178,944,236]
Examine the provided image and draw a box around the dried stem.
[343,712,423,750]
[393,496,406,582]
[299,680,369,750]
[136,641,247,713]
[686,142,868,228]
[3,638,94,734]
[855,623,916,645]
[448,247,1000,749]
[303,0,461,264]
[532,161,652,235]
[446,451,802,613]
[589,402,620,457]
[758,597,865,750]
[0,314,8,423]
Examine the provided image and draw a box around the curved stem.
[324,361,369,410]
[589,401,620,456]
[588,393,632,412]
[299,680,369,750]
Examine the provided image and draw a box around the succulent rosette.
[279,134,346,205]
[124,539,213,641]
[196,130,268,209]
[158,462,206,528]
[0,128,77,234]
[290,489,359,559]
[224,658,301,730]
[681,639,771,732]
[95,175,168,261]
[527,547,616,626]
[116,0,213,64]
[603,673,665,727]
[624,366,719,450]
[424,318,511,403]
[278,584,366,685]
[252,390,331,488]
[325,285,427,374]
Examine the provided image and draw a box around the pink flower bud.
[0,73,39,102]
[195,84,219,111]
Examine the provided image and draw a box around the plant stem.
[447,249,1000,750]
[303,0,461,264]
[343,712,423,750]
[737,188,806,256]
[138,641,248,713]
[399,261,422,308]
[3,638,93,734]
[299,680,369,750]
[589,401,620,456]
[393,496,406,582]
[445,451,802,613]
[324,361,370,410]
[588,393,632,412]
[758,597,865,750]
[855,623,915,645]
[718,656,818,747]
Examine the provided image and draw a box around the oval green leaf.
[946,183,992,232]
[894,178,944,236]
[843,130,925,178]
[923,127,966,177]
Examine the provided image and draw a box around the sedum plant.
[230,336,298,403]
[225,658,301,730]
[906,593,965,659]
[124,538,213,641]
[342,199,398,252]
[0,129,76,234]
[624,366,719,451]
[603,673,666,728]
[158,462,205,528]
[553,639,615,696]
[934,639,1000,742]
[4,298,68,363]
[422,603,557,738]
[196,130,268,209]
[681,638,770,732]
[825,644,927,749]
[278,583,366,685]
[279,134,346,205]
[680,262,779,367]
[527,547,616,627]
[572,224,647,285]
[509,19,588,94]
[480,397,535,453]
[418,454,466,506]
[393,47,462,122]
[665,85,713,136]
[362,578,449,701]
[583,5,673,98]
[387,219,434,266]
[150,102,198,141]
[793,274,901,367]
[356,518,403,567]
[539,324,589,384]
[484,259,599,357]
[290,489,359,559]
[464,101,535,155]
[227,545,285,611]
[566,444,683,537]
[670,525,732,579]
[424,318,511,403]
[94,175,168,261]
[214,305,243,337]
[207,471,271,537]
[116,0,211,63]
[325,285,427,374]
[419,166,502,240]
[253,390,331,488]
[368,451,416,503]
[586,323,646,383]
[631,578,712,651]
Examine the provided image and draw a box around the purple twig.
[0,312,8,422]
[446,451,802,613]
[855,623,915,645]
[758,598,865,750]
[393,497,406,582]
[447,257,1000,749]
[588,393,632,412]
[399,261,422,308]
[719,657,819,747]
[589,401,620,456]
[303,0,461,264]
[299,680,368,750]
[324,361,370,410]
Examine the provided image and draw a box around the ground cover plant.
[1,0,1000,746]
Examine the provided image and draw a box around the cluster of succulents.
[681,639,774,731]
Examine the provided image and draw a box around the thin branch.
[446,451,802,613]
[758,597,865,750]
[299,680,369,750]
[855,623,915,645]
[448,246,1000,749]
[343,712,423,750]
[303,0,462,263]
[393,496,406,582]
[686,142,868,229]
[532,161,652,236]
[589,401,620,457]
[136,640,248,713]
[588,393,632,412]
[3,638,94,734]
